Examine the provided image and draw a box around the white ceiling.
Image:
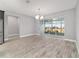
[0,0,77,17]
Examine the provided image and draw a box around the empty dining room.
[0,0,79,58]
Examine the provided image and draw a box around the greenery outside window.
[40,17,64,36]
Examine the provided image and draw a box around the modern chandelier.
[35,8,44,20]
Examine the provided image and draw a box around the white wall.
[4,11,35,40]
[34,20,40,34]
[76,0,79,53]
[19,15,36,37]
[35,9,76,40]
[46,9,75,40]
[7,16,19,37]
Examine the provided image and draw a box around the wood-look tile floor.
[0,35,78,58]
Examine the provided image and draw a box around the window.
[40,17,64,36]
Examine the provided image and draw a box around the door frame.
[0,10,4,44]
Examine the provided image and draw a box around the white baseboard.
[5,34,40,41]
[8,34,19,37]
[63,39,76,42]
[4,38,8,41]
[20,34,40,38]
[34,34,40,35]
[76,41,79,55]
[54,37,76,42]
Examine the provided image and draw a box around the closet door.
[0,11,4,44]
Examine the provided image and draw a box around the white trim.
[44,34,76,42]
[6,34,76,43]
[20,34,40,38]
[8,34,19,37]
[20,34,76,42]
[4,38,8,41]
[34,34,40,35]
[53,37,76,42]
[63,39,76,42]
[76,41,79,54]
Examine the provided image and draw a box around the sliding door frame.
[0,10,4,44]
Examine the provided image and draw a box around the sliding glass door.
[0,11,4,44]
[40,17,64,36]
